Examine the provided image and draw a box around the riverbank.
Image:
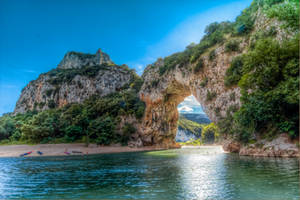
[0,143,167,158]
[223,134,299,158]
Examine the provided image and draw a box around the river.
[0,146,298,199]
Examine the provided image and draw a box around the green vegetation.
[178,121,219,146]
[225,40,239,53]
[156,0,298,77]
[223,36,299,142]
[208,49,216,61]
[0,72,145,145]
[177,116,202,137]
[193,58,204,73]
[47,63,131,85]
[179,138,202,146]
[206,90,217,101]
[200,77,208,87]
[201,123,220,144]
[264,0,299,31]
[224,55,244,87]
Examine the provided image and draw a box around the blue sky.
[0,0,252,115]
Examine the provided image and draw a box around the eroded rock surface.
[239,134,299,157]
[14,50,132,114]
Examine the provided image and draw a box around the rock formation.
[13,3,299,156]
[14,50,133,113]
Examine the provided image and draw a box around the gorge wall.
[14,49,133,113]
[13,1,299,156]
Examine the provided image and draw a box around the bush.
[193,58,204,73]
[121,123,136,144]
[200,77,208,87]
[224,56,244,87]
[209,49,216,61]
[201,123,219,144]
[233,3,256,35]
[225,40,239,52]
[266,0,299,30]
[88,117,116,145]
[206,90,217,101]
[48,100,57,109]
[232,36,299,141]
[45,89,53,97]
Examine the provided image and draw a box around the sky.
[177,95,204,114]
[0,0,252,115]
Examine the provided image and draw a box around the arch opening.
[176,95,216,145]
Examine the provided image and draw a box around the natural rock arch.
[138,45,242,147]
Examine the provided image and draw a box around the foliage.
[200,77,208,88]
[47,63,118,85]
[224,55,244,87]
[179,138,202,146]
[193,58,204,73]
[48,100,57,109]
[206,90,217,101]
[265,0,299,31]
[209,49,216,61]
[232,36,299,142]
[225,40,240,53]
[88,116,116,145]
[201,123,219,143]
[232,2,257,35]
[0,116,16,140]
[177,116,202,137]
[121,123,136,144]
[0,78,145,144]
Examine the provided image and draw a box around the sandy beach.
[0,143,167,158]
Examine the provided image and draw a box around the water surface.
[0,147,299,199]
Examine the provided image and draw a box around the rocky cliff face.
[13,2,298,156]
[14,50,133,114]
[57,49,113,69]
[138,42,242,146]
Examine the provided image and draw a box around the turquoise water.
[0,147,299,200]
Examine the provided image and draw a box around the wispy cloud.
[128,0,251,74]
[21,69,38,73]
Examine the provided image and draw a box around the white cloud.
[22,69,37,73]
[178,105,193,112]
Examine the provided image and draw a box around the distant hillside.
[176,113,210,142]
[180,113,210,124]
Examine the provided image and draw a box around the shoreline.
[0,143,168,158]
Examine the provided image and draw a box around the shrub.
[233,3,256,35]
[229,92,236,101]
[266,0,299,30]
[88,117,116,145]
[224,56,244,87]
[200,77,208,87]
[48,100,57,109]
[151,80,159,87]
[201,123,219,144]
[206,90,217,101]
[233,36,299,141]
[193,58,204,73]
[45,89,53,97]
[121,123,136,144]
[209,49,216,61]
[225,40,239,52]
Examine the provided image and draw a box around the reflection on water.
[0,148,298,199]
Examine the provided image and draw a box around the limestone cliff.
[14,50,133,114]
[139,40,243,146]
[12,1,298,156]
